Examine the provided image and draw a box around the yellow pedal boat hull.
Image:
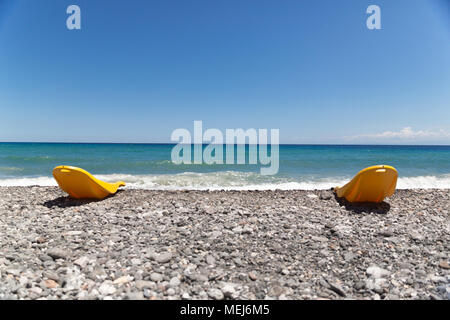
[53,166,125,200]
[335,165,398,203]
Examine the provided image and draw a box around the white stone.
[98,281,116,295]
[366,265,390,279]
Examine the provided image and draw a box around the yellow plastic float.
[334,165,398,203]
[53,166,125,200]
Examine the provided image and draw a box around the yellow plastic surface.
[53,166,125,199]
[335,165,398,203]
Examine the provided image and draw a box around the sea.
[0,143,449,190]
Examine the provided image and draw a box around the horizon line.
[1,141,450,147]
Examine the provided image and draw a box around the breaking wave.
[0,171,449,190]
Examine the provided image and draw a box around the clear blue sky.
[0,0,449,144]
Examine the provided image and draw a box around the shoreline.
[0,187,449,300]
[1,183,450,191]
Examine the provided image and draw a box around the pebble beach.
[0,186,449,300]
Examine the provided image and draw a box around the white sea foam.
[0,176,57,187]
[0,166,24,172]
[396,174,450,189]
[1,171,449,190]
[92,172,349,191]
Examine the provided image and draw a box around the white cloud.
[347,127,450,142]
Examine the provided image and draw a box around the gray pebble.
[208,288,224,300]
[150,273,163,282]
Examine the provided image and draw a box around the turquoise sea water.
[0,143,449,189]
